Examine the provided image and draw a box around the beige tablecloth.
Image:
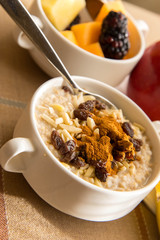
[0,1,160,239]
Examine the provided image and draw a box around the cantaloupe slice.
[60,30,79,45]
[95,0,125,22]
[83,42,104,57]
[41,0,86,31]
[123,18,141,59]
[71,22,101,47]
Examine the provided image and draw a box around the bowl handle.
[136,20,149,37]
[0,138,34,173]
[13,15,43,50]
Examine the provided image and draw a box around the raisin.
[70,157,85,169]
[125,151,134,160]
[95,100,106,110]
[51,130,64,150]
[61,151,77,163]
[74,109,92,120]
[112,149,124,162]
[78,100,95,112]
[122,122,134,137]
[95,160,108,182]
[130,138,143,152]
[59,140,76,155]
[116,140,132,151]
[62,85,72,94]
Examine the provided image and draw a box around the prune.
[116,140,132,151]
[78,100,95,112]
[95,160,108,182]
[74,109,92,120]
[112,149,124,162]
[130,138,143,152]
[95,100,106,110]
[59,140,76,155]
[51,130,64,150]
[61,151,77,163]
[125,151,134,160]
[62,85,72,94]
[70,157,85,169]
[122,122,134,137]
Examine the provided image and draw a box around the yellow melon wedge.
[83,42,104,57]
[156,181,160,233]
[71,22,101,47]
[41,0,86,31]
[60,30,79,45]
[95,0,126,22]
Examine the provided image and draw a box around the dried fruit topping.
[66,15,81,30]
[95,160,108,182]
[51,130,64,150]
[112,149,125,162]
[74,109,92,120]
[99,11,130,59]
[130,138,143,152]
[122,122,134,138]
[62,85,72,93]
[61,151,77,163]
[70,157,85,169]
[78,100,95,112]
[116,139,133,152]
[59,140,76,155]
[95,100,106,110]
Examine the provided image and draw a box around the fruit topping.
[99,11,130,59]
[66,15,81,30]
[41,0,86,31]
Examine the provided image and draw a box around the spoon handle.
[0,0,79,90]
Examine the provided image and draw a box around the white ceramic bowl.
[0,76,160,221]
[14,0,148,86]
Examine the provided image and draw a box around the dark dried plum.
[116,140,132,151]
[61,151,77,163]
[59,140,76,155]
[95,160,108,182]
[74,109,92,120]
[51,130,64,150]
[95,100,106,110]
[70,157,85,169]
[112,149,124,162]
[122,122,134,137]
[130,138,143,152]
[78,100,95,112]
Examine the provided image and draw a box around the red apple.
[127,41,160,121]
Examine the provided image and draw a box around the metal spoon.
[0,0,116,109]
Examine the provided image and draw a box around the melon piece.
[83,42,104,57]
[41,0,86,31]
[95,0,125,22]
[60,30,79,45]
[123,18,141,59]
[71,22,101,47]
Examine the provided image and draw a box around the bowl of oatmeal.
[14,0,148,86]
[0,76,160,221]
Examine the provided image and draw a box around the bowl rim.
[36,0,145,64]
[30,76,160,196]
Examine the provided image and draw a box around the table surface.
[0,1,160,239]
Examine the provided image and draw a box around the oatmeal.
[35,86,152,191]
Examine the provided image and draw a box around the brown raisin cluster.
[51,130,85,168]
